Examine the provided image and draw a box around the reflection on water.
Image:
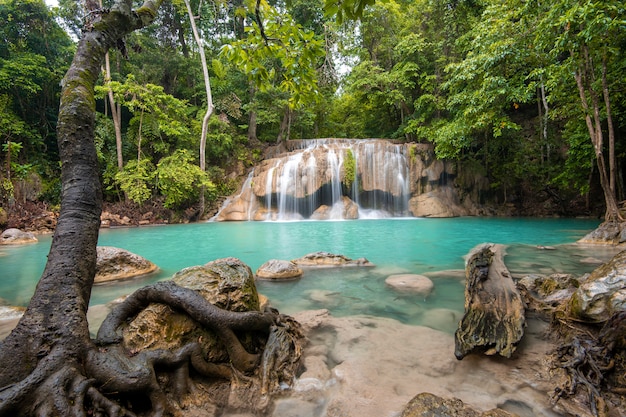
[0,217,605,333]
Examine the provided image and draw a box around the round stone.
[256,259,303,280]
[385,274,434,295]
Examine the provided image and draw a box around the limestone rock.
[454,243,525,359]
[292,251,374,267]
[100,211,133,227]
[401,393,515,417]
[569,250,626,322]
[409,187,468,218]
[578,221,626,245]
[385,274,434,296]
[0,228,38,245]
[215,139,479,221]
[517,273,579,314]
[95,246,158,283]
[256,259,303,280]
[310,196,359,220]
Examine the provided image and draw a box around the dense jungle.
[1,0,626,416]
[1,0,624,226]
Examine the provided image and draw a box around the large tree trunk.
[0,2,299,415]
[574,47,622,223]
[0,0,162,410]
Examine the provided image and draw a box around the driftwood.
[454,243,525,359]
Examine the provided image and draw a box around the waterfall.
[217,139,421,221]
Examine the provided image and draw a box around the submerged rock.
[385,274,434,295]
[292,251,374,267]
[0,228,38,245]
[95,246,158,283]
[568,250,626,322]
[401,392,515,417]
[281,310,559,417]
[256,259,303,280]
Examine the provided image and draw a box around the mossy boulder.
[122,257,262,363]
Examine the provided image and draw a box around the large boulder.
[568,250,626,322]
[122,257,262,358]
[578,221,626,245]
[117,257,304,414]
[256,259,303,280]
[0,228,38,245]
[310,196,359,220]
[409,187,468,218]
[292,251,374,267]
[95,246,158,283]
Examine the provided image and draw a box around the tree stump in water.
[454,243,525,359]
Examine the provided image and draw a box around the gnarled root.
[0,360,136,417]
[551,312,626,417]
[96,281,276,372]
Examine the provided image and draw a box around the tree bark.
[454,243,525,360]
[573,47,622,222]
[183,0,214,216]
[0,4,303,415]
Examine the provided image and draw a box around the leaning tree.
[0,1,300,415]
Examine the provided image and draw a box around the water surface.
[0,218,603,332]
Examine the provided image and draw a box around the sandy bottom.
[242,309,562,417]
[0,307,565,417]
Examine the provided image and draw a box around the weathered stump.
[454,243,525,359]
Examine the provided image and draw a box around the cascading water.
[214,138,456,221]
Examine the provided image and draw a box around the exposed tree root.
[550,312,626,417]
[0,281,300,417]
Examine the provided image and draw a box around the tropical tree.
[533,0,625,222]
[220,0,325,144]
[0,1,288,415]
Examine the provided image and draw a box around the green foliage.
[2,0,624,215]
[343,149,356,189]
[0,178,13,202]
[220,1,325,110]
[323,0,377,23]
[115,159,156,205]
[156,149,213,209]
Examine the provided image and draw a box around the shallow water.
[0,217,604,332]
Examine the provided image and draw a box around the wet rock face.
[215,139,477,221]
[0,228,38,245]
[256,259,303,280]
[95,246,158,283]
[578,221,626,245]
[569,250,626,322]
